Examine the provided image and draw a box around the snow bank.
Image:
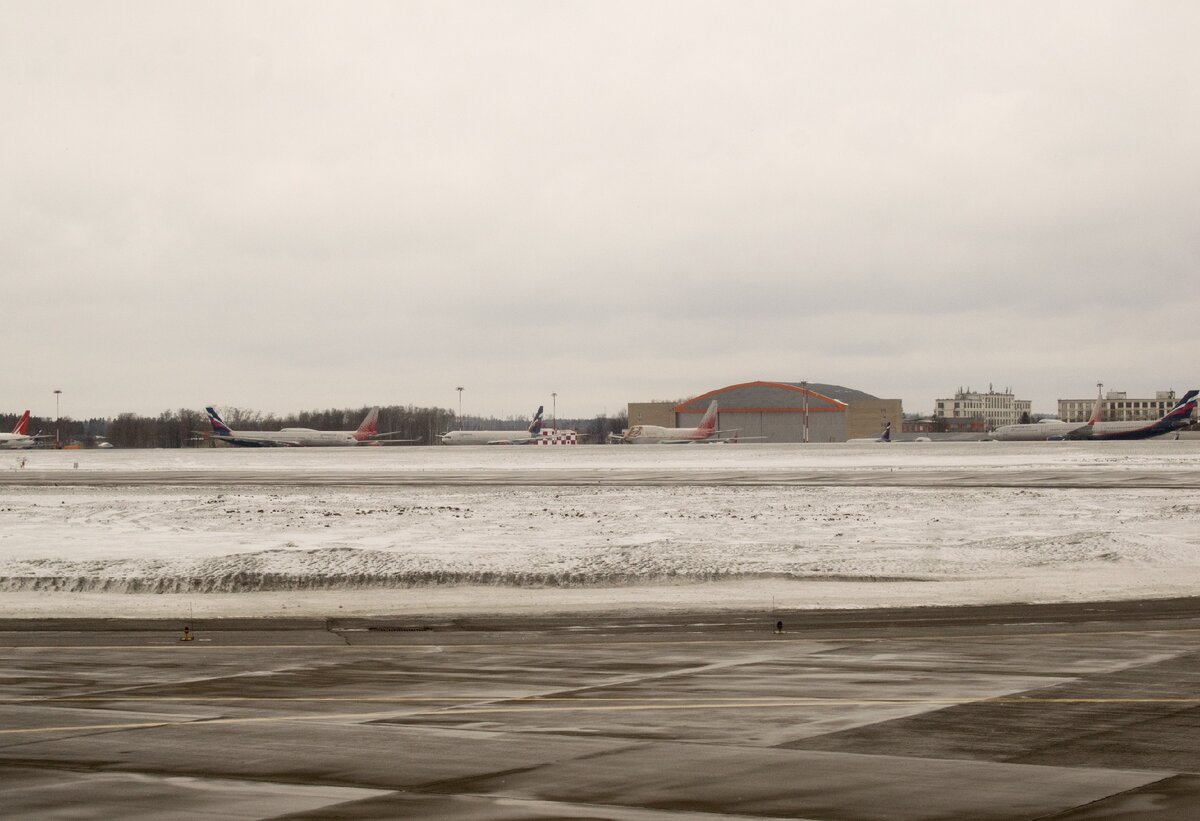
[2,443,1199,616]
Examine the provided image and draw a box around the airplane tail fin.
[697,400,719,437]
[879,421,892,442]
[205,407,233,437]
[1170,390,1198,412]
[12,410,30,436]
[1086,390,1104,426]
[1165,390,1198,420]
[528,406,545,435]
[354,407,380,441]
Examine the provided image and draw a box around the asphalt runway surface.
[3,599,1200,819]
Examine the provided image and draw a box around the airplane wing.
[1063,424,1096,440]
[191,431,300,447]
[657,436,768,444]
[362,430,423,443]
[707,428,769,442]
[229,438,302,447]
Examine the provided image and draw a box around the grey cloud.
[2,2,1197,419]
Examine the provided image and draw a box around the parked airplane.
[990,390,1198,441]
[617,401,753,444]
[200,407,412,447]
[440,406,553,445]
[0,411,44,450]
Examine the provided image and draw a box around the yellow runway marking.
[3,697,1199,736]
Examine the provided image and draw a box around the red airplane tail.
[695,401,719,438]
[353,408,380,441]
[12,410,30,435]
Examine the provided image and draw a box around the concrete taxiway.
[3,600,1200,819]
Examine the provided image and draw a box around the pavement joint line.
[5,697,1200,736]
[0,711,408,736]
[8,695,1200,704]
[4,625,1200,651]
[370,700,1200,722]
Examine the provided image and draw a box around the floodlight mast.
[801,381,810,444]
[53,389,62,447]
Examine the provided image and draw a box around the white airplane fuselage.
[621,425,713,445]
[213,428,370,447]
[441,430,537,445]
[992,417,1193,441]
[992,389,1198,442]
[203,406,388,447]
[989,420,1080,441]
[440,404,547,445]
[0,433,36,450]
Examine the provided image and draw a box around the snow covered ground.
[7,439,1200,473]
[1,442,1198,617]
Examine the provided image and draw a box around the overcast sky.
[2,1,1197,420]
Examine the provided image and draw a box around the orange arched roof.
[674,381,849,413]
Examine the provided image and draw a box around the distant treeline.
[0,406,629,448]
[0,413,107,446]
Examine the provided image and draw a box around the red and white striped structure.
[534,429,578,445]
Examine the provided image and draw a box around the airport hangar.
[628,381,903,443]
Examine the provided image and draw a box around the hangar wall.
[627,402,676,428]
[846,399,904,440]
[669,381,902,443]
[677,408,846,443]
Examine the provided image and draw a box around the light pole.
[456,387,464,428]
[551,392,557,432]
[801,381,809,444]
[53,389,62,448]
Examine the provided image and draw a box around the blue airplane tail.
[1171,390,1198,412]
[206,407,233,437]
[1162,391,1198,425]
[527,406,545,435]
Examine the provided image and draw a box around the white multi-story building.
[1058,390,1179,423]
[934,386,1031,429]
